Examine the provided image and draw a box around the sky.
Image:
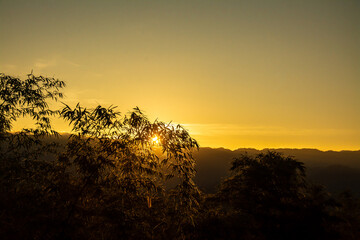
[1,0,359,150]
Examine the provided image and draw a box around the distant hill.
[194,147,360,195]
[31,135,360,195]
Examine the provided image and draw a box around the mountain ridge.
[193,147,360,194]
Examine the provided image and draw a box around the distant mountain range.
[193,147,360,195]
[42,134,360,196]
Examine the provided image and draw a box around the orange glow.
[2,1,359,151]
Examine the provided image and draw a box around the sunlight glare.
[152,135,159,144]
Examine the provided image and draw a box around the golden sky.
[1,0,359,150]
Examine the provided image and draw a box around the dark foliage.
[194,152,360,240]
[0,72,66,239]
[0,73,200,239]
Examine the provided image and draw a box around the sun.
[151,135,159,144]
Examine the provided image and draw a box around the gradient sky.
[1,0,359,150]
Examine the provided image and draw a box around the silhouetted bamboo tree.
[0,72,66,239]
[58,104,200,239]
